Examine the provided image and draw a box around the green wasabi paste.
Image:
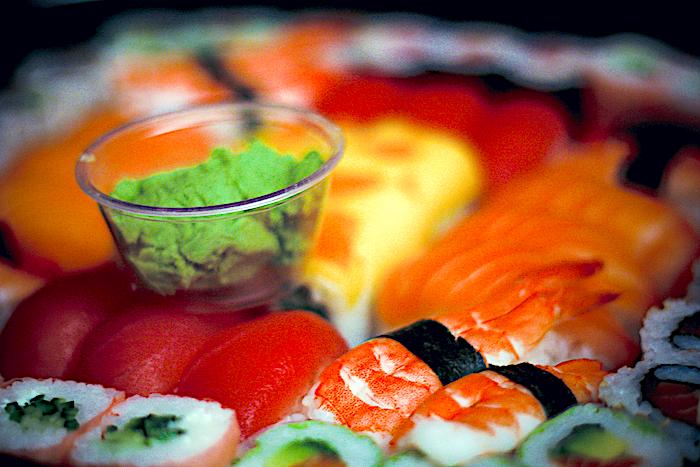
[109,140,325,294]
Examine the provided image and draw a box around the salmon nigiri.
[377,141,699,368]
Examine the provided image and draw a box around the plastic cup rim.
[75,102,344,218]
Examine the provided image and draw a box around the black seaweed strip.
[622,123,700,191]
[491,363,577,418]
[194,47,257,101]
[0,221,16,262]
[671,311,700,347]
[380,319,487,385]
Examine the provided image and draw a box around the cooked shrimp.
[377,142,700,366]
[306,142,697,446]
[391,359,607,466]
[303,260,612,443]
[302,337,441,447]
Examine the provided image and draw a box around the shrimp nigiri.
[303,260,613,445]
[391,359,607,466]
[304,142,698,445]
[377,142,700,366]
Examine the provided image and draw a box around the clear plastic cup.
[76,102,343,306]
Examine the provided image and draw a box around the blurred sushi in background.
[0,6,699,466]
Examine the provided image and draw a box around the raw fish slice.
[224,21,349,107]
[0,265,134,380]
[303,118,482,344]
[0,109,127,277]
[377,142,700,370]
[0,263,43,330]
[75,301,263,396]
[176,311,347,439]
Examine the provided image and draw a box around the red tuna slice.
[647,381,699,426]
[0,264,134,380]
[474,93,569,189]
[316,76,487,137]
[176,310,348,438]
[315,77,404,121]
[398,79,488,138]
[74,299,267,397]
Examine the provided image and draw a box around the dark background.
[0,1,696,90]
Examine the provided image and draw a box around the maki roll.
[235,420,383,467]
[383,450,435,466]
[0,378,124,464]
[466,455,522,466]
[601,360,700,425]
[640,299,699,363]
[517,404,684,467]
[69,394,239,466]
[600,360,700,461]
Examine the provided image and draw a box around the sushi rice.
[640,298,700,362]
[600,359,700,461]
[70,394,238,467]
[0,378,124,464]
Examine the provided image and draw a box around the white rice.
[0,378,123,453]
[640,298,700,363]
[599,359,700,461]
[70,394,235,466]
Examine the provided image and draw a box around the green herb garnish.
[4,394,80,431]
[103,414,186,447]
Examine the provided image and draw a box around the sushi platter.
[0,8,699,466]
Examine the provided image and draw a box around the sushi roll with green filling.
[69,394,239,467]
[0,378,124,465]
[517,404,684,467]
[235,420,383,467]
[382,450,435,466]
[640,299,700,363]
[600,359,700,455]
[465,454,522,466]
